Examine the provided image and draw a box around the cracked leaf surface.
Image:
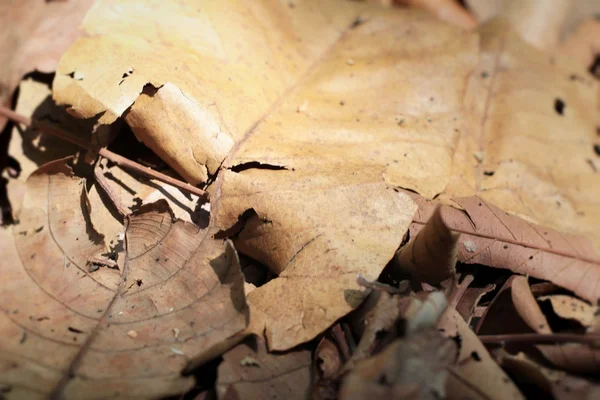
[52,0,599,350]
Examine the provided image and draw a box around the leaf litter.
[0,0,600,399]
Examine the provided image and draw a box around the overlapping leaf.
[409,196,600,303]
[0,159,247,398]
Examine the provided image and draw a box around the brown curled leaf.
[396,206,460,284]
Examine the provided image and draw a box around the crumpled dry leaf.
[438,308,525,400]
[410,196,600,303]
[0,0,94,129]
[51,0,600,349]
[396,206,459,284]
[340,328,457,400]
[216,336,311,400]
[0,158,247,398]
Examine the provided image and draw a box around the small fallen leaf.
[495,350,564,395]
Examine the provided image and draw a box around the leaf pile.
[0,0,599,399]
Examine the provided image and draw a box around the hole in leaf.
[554,98,565,115]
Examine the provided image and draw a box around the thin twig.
[0,106,207,199]
[94,161,129,218]
[479,333,600,346]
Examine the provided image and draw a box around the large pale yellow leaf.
[52,0,599,349]
[0,159,247,398]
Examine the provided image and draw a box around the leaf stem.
[479,333,600,345]
[0,106,207,198]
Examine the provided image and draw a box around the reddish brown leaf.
[409,195,600,303]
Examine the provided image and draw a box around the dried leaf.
[455,283,495,324]
[222,180,416,350]
[217,336,311,400]
[538,294,599,330]
[0,159,247,398]
[340,329,457,400]
[499,0,573,50]
[312,334,344,400]
[51,0,600,349]
[410,196,600,303]
[438,308,525,400]
[0,0,94,128]
[477,273,600,376]
[53,0,435,351]
[396,0,477,29]
[397,207,460,284]
[498,349,600,400]
[476,275,549,335]
[495,350,564,395]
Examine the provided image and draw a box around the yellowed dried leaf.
[51,0,600,349]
